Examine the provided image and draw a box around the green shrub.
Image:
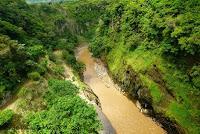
[36,63,47,75]
[62,50,85,73]
[26,79,101,133]
[190,66,200,88]
[44,79,79,104]
[73,61,86,74]
[27,45,46,60]
[62,50,76,65]
[28,72,41,81]
[26,96,101,134]
[48,51,56,62]
[0,85,6,98]
[0,109,14,127]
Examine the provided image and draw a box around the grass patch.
[140,75,163,104]
[107,43,126,74]
[166,101,200,134]
[106,44,200,133]
[126,46,162,73]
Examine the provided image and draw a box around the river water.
[76,45,165,134]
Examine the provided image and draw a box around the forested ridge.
[0,0,199,133]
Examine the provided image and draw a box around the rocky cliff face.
[111,64,152,108]
[109,63,184,134]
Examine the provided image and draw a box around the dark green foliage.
[149,0,200,55]
[26,79,101,133]
[0,109,14,127]
[62,50,85,73]
[35,59,48,75]
[91,0,200,57]
[67,0,108,38]
[73,61,85,74]
[90,37,110,58]
[189,66,200,88]
[0,35,29,99]
[62,50,77,65]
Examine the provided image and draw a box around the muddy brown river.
[77,44,165,134]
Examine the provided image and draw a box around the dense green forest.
[0,0,200,133]
[0,0,80,103]
[90,0,200,133]
[0,0,101,133]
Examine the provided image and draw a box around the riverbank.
[0,49,102,133]
[76,44,165,134]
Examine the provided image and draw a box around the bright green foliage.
[0,109,14,127]
[27,45,45,60]
[140,75,163,104]
[44,79,79,103]
[26,79,101,133]
[26,96,100,134]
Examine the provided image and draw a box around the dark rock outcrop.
[109,64,183,134]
